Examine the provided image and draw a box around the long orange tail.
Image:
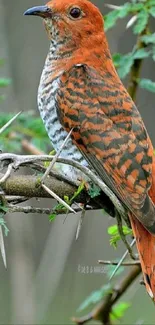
[130,157,155,301]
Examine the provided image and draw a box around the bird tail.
[129,157,155,301]
[129,215,155,301]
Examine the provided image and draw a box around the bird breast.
[37,58,88,183]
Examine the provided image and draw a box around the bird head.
[24,0,104,48]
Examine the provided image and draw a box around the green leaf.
[148,0,155,5]
[133,10,149,34]
[104,4,131,31]
[111,302,131,321]
[141,33,155,44]
[133,48,151,59]
[117,54,134,79]
[148,6,155,17]
[0,217,9,236]
[112,53,123,67]
[108,224,132,248]
[88,183,101,198]
[70,181,85,202]
[0,78,11,87]
[49,213,56,221]
[104,10,121,31]
[77,284,112,312]
[0,206,8,213]
[108,225,118,236]
[118,3,132,18]
[139,78,155,92]
[130,3,144,12]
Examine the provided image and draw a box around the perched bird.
[24,0,155,301]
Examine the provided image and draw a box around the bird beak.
[24,6,52,18]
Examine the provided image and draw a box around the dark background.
[0,0,155,323]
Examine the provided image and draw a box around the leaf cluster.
[105,0,155,93]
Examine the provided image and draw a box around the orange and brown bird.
[24,0,155,301]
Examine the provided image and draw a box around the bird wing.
[56,64,155,234]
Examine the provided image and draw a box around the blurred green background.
[0,0,155,324]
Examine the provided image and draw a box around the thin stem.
[98,260,140,266]
[127,28,148,101]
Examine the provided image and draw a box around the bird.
[24,0,155,301]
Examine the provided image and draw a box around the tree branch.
[0,173,86,201]
[73,265,141,325]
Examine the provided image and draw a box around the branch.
[0,153,126,217]
[0,173,86,202]
[0,153,126,218]
[127,27,148,101]
[98,260,140,266]
[73,265,141,325]
[6,204,84,215]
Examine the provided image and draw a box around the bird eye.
[69,7,82,19]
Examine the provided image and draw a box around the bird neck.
[48,27,110,60]
[45,30,117,81]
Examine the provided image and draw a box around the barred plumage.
[24,0,155,302]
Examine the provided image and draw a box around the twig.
[41,128,73,183]
[0,195,28,202]
[21,139,45,155]
[109,238,136,280]
[40,129,76,213]
[104,4,122,10]
[7,204,82,215]
[98,260,140,266]
[0,163,13,184]
[73,265,141,325]
[0,111,21,135]
[42,183,75,213]
[75,207,86,240]
[116,210,135,259]
[127,27,148,101]
[0,226,6,268]
[72,313,93,325]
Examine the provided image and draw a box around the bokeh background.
[0,0,155,324]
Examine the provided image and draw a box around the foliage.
[77,267,128,322]
[88,183,101,198]
[111,302,131,321]
[138,78,155,92]
[49,181,85,220]
[104,0,155,92]
[0,112,50,152]
[77,284,112,312]
[108,224,133,248]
